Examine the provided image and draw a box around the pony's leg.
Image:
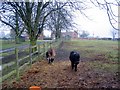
[71,62,74,70]
[75,64,78,72]
[51,58,54,63]
[48,58,51,64]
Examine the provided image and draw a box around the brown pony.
[46,48,56,64]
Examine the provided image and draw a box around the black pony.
[69,51,80,71]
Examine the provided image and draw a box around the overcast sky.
[44,0,118,38]
[0,0,118,38]
[73,0,118,38]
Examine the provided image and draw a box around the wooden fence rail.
[0,40,62,83]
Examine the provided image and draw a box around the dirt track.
[2,42,119,89]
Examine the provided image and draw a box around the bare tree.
[0,2,66,47]
[0,4,25,44]
[0,2,49,50]
[0,0,89,47]
[90,0,119,30]
[111,29,117,40]
[46,1,74,40]
[80,30,89,38]
[46,0,88,40]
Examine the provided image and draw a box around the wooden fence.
[0,40,62,83]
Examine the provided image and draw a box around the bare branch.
[90,0,119,30]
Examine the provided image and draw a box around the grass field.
[65,40,118,62]
[0,40,44,50]
[0,40,29,50]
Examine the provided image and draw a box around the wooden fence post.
[46,42,48,50]
[29,46,32,67]
[45,42,47,51]
[15,47,19,80]
[45,42,47,52]
[43,43,45,52]
[38,44,40,59]
[43,42,46,57]
[50,42,52,48]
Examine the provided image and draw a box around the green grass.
[65,40,118,60]
[0,40,30,50]
[0,40,45,50]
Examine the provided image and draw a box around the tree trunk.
[30,39,37,53]
[55,29,61,41]
[15,36,20,44]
